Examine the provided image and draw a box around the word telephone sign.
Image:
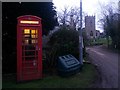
[17,15,42,82]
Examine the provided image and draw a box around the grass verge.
[3,63,96,88]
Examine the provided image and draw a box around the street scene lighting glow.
[20,20,39,24]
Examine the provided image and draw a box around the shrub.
[47,28,79,68]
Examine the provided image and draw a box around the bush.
[47,28,79,68]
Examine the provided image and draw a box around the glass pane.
[25,45,35,50]
[32,40,35,44]
[36,30,38,34]
[36,34,38,38]
[31,30,36,34]
[36,51,38,55]
[24,29,30,34]
[31,35,36,38]
[24,35,30,38]
[25,51,35,56]
[22,50,24,56]
[25,57,35,60]
[24,39,29,44]
[32,40,38,44]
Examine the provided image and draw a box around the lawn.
[95,37,112,45]
[90,37,112,46]
[2,63,97,88]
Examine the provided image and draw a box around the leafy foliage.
[103,13,120,49]
[98,2,120,49]
[46,28,79,68]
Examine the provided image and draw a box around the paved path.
[86,45,118,88]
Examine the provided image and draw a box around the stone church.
[85,16,100,39]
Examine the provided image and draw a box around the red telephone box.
[17,15,42,82]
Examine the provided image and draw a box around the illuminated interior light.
[25,39,29,44]
[24,29,30,34]
[24,35,30,38]
[31,35,36,38]
[20,20,39,24]
[31,30,36,34]
[36,30,38,34]
[32,40,36,44]
[36,34,38,38]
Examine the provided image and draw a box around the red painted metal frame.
[17,15,42,82]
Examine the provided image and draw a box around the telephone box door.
[21,27,42,80]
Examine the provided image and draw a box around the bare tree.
[58,6,85,30]
[68,7,80,30]
[98,1,119,48]
[57,6,69,26]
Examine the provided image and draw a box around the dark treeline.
[2,2,58,73]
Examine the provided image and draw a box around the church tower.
[85,16,96,39]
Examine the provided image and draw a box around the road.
[86,45,118,88]
[0,56,1,89]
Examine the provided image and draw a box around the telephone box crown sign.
[17,15,41,26]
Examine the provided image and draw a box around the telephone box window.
[36,30,38,34]
[24,39,29,44]
[36,34,38,38]
[31,35,36,38]
[32,40,38,44]
[25,51,35,56]
[24,29,30,34]
[24,35,30,38]
[31,30,36,34]
[25,45,35,50]
[32,40,36,44]
[25,57,35,60]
